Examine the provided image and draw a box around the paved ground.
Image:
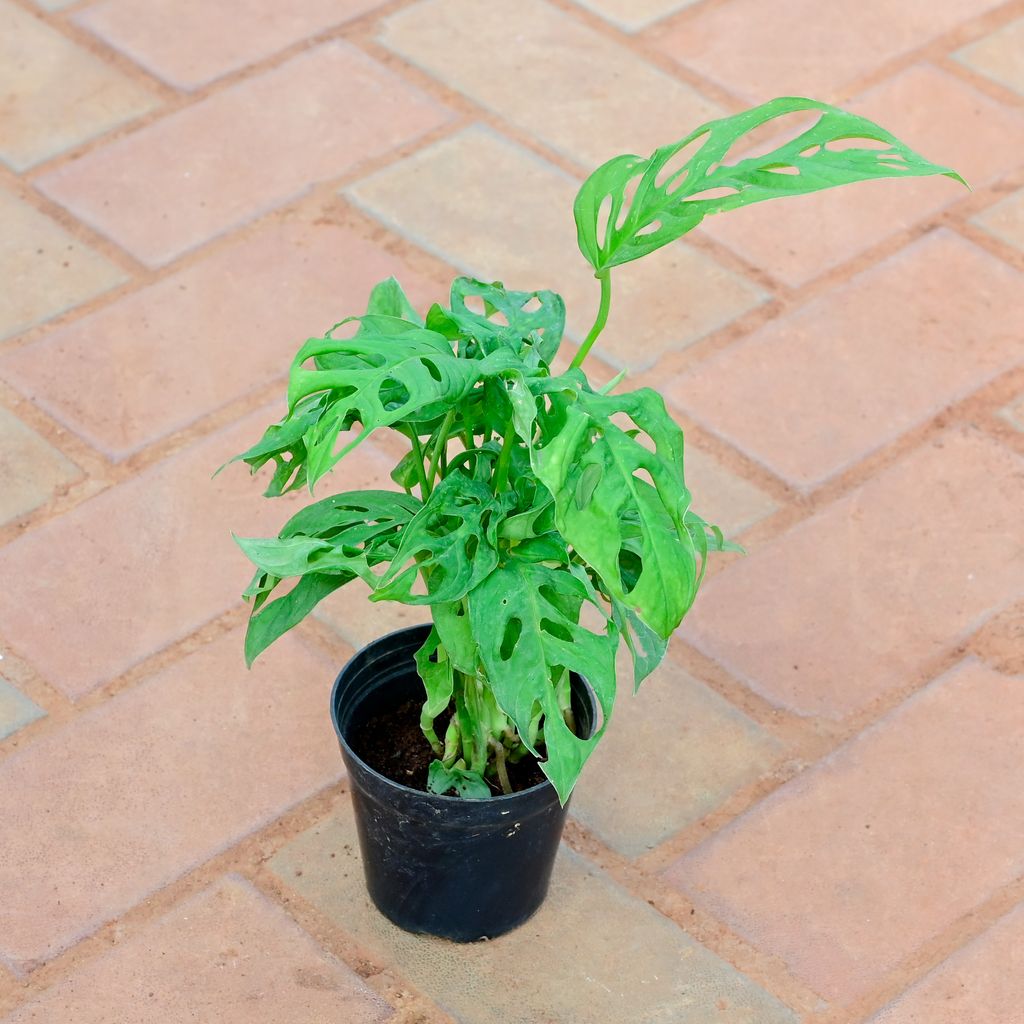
[1,0,1022,1020]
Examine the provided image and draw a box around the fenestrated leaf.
[373,472,507,605]
[223,394,327,496]
[426,278,565,364]
[532,385,702,639]
[575,98,967,273]
[468,558,619,804]
[236,491,422,664]
[288,321,527,489]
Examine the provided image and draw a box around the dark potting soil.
[350,697,548,796]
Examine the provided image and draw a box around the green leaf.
[532,385,702,639]
[288,322,525,489]
[426,278,565,364]
[468,558,619,803]
[224,394,327,496]
[575,98,967,273]
[427,760,491,799]
[415,627,455,750]
[365,276,424,325]
[373,472,506,605]
[431,600,477,675]
[243,573,345,667]
[609,594,667,693]
[236,491,421,664]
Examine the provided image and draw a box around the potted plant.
[228,98,963,941]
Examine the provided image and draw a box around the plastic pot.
[330,623,596,942]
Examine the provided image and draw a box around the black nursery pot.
[330,623,596,942]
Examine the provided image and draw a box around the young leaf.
[365,276,424,325]
[575,98,967,273]
[415,627,455,751]
[427,278,566,364]
[468,558,619,804]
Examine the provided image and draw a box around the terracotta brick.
[349,127,765,372]
[0,629,343,969]
[572,657,782,856]
[573,0,698,31]
[314,580,428,653]
[666,660,1024,1003]
[0,678,44,741]
[0,0,156,171]
[700,67,1019,287]
[76,0,388,90]
[684,445,777,537]
[679,430,1024,718]
[869,903,1024,1023]
[37,43,451,268]
[270,810,797,1024]
[0,410,394,699]
[0,220,442,459]
[0,189,126,341]
[668,232,1024,488]
[974,187,1024,253]
[957,17,1024,96]
[379,0,722,170]
[4,876,391,1022]
[655,0,1004,103]
[0,405,79,524]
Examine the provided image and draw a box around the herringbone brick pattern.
[0,0,1022,1020]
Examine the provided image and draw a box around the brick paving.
[0,0,1021,1021]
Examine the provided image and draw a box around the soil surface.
[350,697,547,796]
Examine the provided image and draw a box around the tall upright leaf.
[575,98,967,273]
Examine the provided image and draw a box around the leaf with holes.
[373,471,509,605]
[287,323,530,490]
[224,393,328,496]
[426,278,566,364]
[468,558,618,803]
[235,490,421,664]
[575,97,967,273]
[533,385,701,639]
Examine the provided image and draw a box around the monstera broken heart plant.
[229,99,963,940]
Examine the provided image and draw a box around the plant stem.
[427,409,457,484]
[569,271,611,370]
[408,430,432,500]
[492,740,512,796]
[555,668,576,735]
[492,418,516,494]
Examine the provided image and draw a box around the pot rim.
[329,623,595,806]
